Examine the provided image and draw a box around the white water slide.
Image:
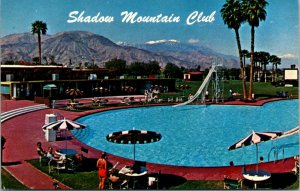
[173,65,216,107]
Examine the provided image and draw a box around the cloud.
[188,38,200,44]
[145,39,179,44]
[279,53,298,59]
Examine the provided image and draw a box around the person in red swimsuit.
[97,153,107,189]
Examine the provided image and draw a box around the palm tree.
[242,0,268,99]
[221,0,247,99]
[274,57,281,82]
[270,55,281,82]
[31,21,47,65]
[259,51,270,82]
[241,49,249,67]
[253,51,261,81]
[241,49,249,79]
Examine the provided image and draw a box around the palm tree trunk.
[272,63,274,82]
[243,56,246,78]
[235,30,247,99]
[258,62,261,82]
[38,32,42,65]
[248,26,255,100]
[275,64,278,82]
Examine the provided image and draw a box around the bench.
[224,176,243,189]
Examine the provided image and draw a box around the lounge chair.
[111,161,119,170]
[48,154,71,174]
[55,159,66,174]
[292,162,299,175]
[81,147,88,155]
[37,149,49,166]
[168,98,173,102]
[223,175,243,189]
[39,155,50,166]
[147,171,160,189]
[108,167,128,189]
[48,159,55,174]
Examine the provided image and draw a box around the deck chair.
[223,175,243,189]
[65,158,77,173]
[55,160,66,174]
[133,160,146,173]
[48,159,56,174]
[147,171,160,189]
[49,155,68,174]
[56,130,63,140]
[109,161,119,173]
[39,155,50,166]
[81,146,88,156]
[132,161,147,189]
[108,173,128,189]
[37,148,49,166]
[292,162,299,175]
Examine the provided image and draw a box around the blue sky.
[1,0,299,66]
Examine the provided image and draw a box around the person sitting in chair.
[109,168,128,189]
[37,142,46,157]
[109,169,120,183]
[47,147,66,162]
[37,142,49,165]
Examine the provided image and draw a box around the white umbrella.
[228,131,283,172]
[42,118,86,149]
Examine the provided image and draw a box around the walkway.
[1,98,297,189]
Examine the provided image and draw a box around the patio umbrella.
[43,84,57,90]
[106,129,162,161]
[42,118,86,148]
[65,88,83,101]
[43,84,57,98]
[228,131,283,172]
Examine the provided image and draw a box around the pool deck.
[1,98,297,189]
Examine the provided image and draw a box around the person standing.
[97,153,108,189]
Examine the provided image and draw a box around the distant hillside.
[128,40,239,69]
[0,31,239,69]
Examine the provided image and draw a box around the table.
[119,165,148,189]
[54,149,78,173]
[56,148,77,157]
[243,170,271,189]
[119,165,148,176]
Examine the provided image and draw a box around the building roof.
[1,65,67,69]
[185,71,203,75]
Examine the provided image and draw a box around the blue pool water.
[73,99,299,167]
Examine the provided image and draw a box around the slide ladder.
[173,65,216,107]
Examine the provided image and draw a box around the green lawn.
[23,159,298,190]
[1,167,28,190]
[62,80,298,112]
[169,80,298,100]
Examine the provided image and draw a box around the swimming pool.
[73,99,299,167]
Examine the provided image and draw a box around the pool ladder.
[268,146,285,163]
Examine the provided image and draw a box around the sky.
[1,0,299,67]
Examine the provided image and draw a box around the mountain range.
[0,31,239,69]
